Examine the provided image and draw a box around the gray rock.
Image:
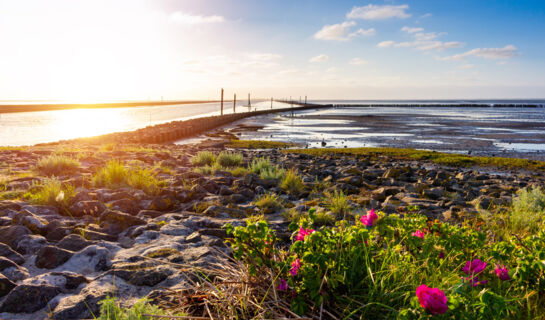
[0,225,31,251]
[99,209,146,234]
[0,243,25,265]
[57,234,96,252]
[0,284,61,313]
[69,200,106,217]
[15,234,47,255]
[35,246,74,269]
[110,198,141,215]
[61,245,112,274]
[0,273,16,297]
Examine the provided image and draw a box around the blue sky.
[1,0,544,100]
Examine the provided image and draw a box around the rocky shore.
[0,140,543,319]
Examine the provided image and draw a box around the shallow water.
[0,100,289,146]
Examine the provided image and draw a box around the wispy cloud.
[169,11,225,24]
[440,45,519,60]
[347,4,410,20]
[377,40,395,48]
[349,58,368,65]
[313,22,374,41]
[401,26,424,34]
[310,54,329,63]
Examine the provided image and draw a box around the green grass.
[191,151,217,166]
[229,166,249,177]
[92,160,165,195]
[97,296,183,319]
[324,190,352,219]
[254,193,284,214]
[259,167,287,180]
[249,157,274,175]
[287,147,545,171]
[280,169,305,195]
[227,139,300,149]
[25,178,74,209]
[35,155,80,176]
[216,151,243,167]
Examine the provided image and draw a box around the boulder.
[0,225,31,250]
[61,245,112,274]
[109,198,141,215]
[57,234,96,252]
[35,246,74,269]
[100,209,146,234]
[137,209,164,219]
[22,272,88,291]
[0,273,16,297]
[0,284,61,313]
[69,200,106,217]
[0,242,25,265]
[149,195,176,211]
[15,234,47,255]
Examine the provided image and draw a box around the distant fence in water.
[331,103,545,108]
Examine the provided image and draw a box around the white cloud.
[377,40,395,48]
[310,54,329,63]
[420,13,432,18]
[414,32,438,41]
[169,11,225,24]
[246,53,282,61]
[347,4,410,20]
[401,26,423,34]
[350,58,368,65]
[440,45,519,60]
[313,22,374,41]
[459,64,474,69]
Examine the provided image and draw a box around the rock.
[35,246,74,269]
[219,186,233,195]
[61,245,112,274]
[0,284,61,313]
[0,256,20,271]
[0,273,16,297]
[57,234,96,252]
[20,205,58,216]
[99,209,146,234]
[15,234,47,255]
[423,187,444,200]
[137,209,164,219]
[73,228,118,242]
[372,187,401,201]
[114,263,174,287]
[185,231,202,243]
[22,272,88,291]
[0,225,31,250]
[149,195,176,211]
[69,200,106,217]
[0,242,25,265]
[70,190,94,204]
[12,209,49,234]
[109,198,141,215]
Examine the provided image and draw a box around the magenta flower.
[438,251,445,259]
[295,227,315,242]
[416,284,448,315]
[412,229,425,239]
[360,209,378,227]
[495,265,510,281]
[463,276,488,287]
[277,279,288,291]
[462,259,487,275]
[290,259,301,276]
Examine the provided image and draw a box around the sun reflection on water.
[51,108,131,140]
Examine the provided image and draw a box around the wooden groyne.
[54,102,330,145]
[330,103,544,108]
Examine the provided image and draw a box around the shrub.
[25,178,74,209]
[217,151,243,167]
[250,157,274,175]
[191,151,216,166]
[229,166,249,177]
[280,169,305,195]
[254,193,284,214]
[92,160,164,195]
[35,155,80,176]
[225,207,545,319]
[259,167,286,180]
[509,186,545,234]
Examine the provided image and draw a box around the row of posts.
[220,88,307,115]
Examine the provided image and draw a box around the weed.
[280,169,305,195]
[191,151,216,166]
[92,160,164,195]
[254,193,284,214]
[217,151,243,167]
[323,190,352,218]
[36,155,80,176]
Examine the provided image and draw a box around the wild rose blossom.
[412,229,425,239]
[360,209,378,227]
[290,259,301,276]
[277,279,288,291]
[462,259,487,275]
[495,265,510,281]
[416,284,448,315]
[295,227,315,242]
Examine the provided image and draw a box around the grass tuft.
[35,155,80,176]
[280,168,305,195]
[254,193,284,214]
[191,151,216,166]
[25,178,74,209]
[216,151,243,167]
[92,160,164,195]
[324,190,352,218]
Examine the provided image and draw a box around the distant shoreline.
[0,100,220,114]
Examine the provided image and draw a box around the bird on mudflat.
[321,139,327,147]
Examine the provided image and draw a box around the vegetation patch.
[287,147,545,171]
[227,139,300,149]
[92,160,165,195]
[216,151,243,167]
[35,155,80,176]
[254,193,284,214]
[191,151,217,166]
[24,178,74,209]
[97,296,183,319]
[280,169,305,195]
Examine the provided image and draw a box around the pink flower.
[360,209,378,227]
[416,284,448,315]
[277,279,288,291]
[463,276,488,287]
[412,229,425,239]
[438,251,445,259]
[495,265,510,281]
[462,259,487,275]
[295,227,315,242]
[290,259,301,276]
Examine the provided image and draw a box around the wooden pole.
[220,88,224,116]
[271,97,273,109]
[305,95,307,104]
[233,93,236,113]
[248,93,251,108]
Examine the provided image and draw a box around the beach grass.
[286,147,545,171]
[35,154,80,176]
[216,151,243,167]
[92,160,164,195]
[190,151,217,166]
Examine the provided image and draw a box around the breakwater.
[331,103,544,108]
[46,102,330,146]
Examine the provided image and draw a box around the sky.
[1,0,544,101]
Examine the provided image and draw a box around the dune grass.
[227,139,300,149]
[280,169,305,195]
[254,193,284,214]
[287,147,545,171]
[92,160,164,195]
[35,155,80,176]
[190,151,217,166]
[216,151,243,167]
[25,178,74,208]
[96,296,183,320]
[324,190,352,219]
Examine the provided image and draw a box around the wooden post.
[271,97,273,109]
[305,95,307,104]
[233,93,236,113]
[248,93,251,108]
[220,88,224,116]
